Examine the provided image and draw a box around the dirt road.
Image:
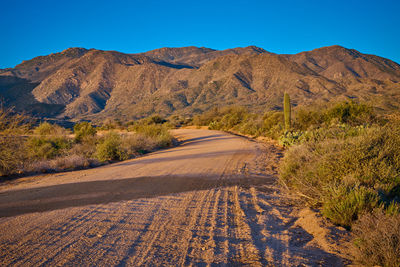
[0,129,349,266]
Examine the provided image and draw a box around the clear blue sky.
[1,0,399,68]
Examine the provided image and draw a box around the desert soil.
[0,129,351,266]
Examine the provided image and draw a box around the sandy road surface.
[0,129,349,266]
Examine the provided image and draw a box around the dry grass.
[24,155,98,173]
[122,134,158,155]
[353,210,400,267]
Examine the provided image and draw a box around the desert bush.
[0,108,30,135]
[142,115,167,125]
[27,136,72,160]
[322,185,379,228]
[192,107,221,126]
[97,118,123,130]
[121,134,157,155]
[167,115,188,128]
[96,132,127,162]
[218,107,248,129]
[74,122,96,142]
[200,106,259,134]
[69,138,97,158]
[353,209,400,267]
[0,136,27,176]
[129,124,173,147]
[34,122,68,136]
[49,155,95,170]
[325,101,376,125]
[293,101,377,131]
[236,116,264,136]
[293,108,325,131]
[192,106,286,139]
[131,124,165,137]
[0,108,30,176]
[262,111,284,139]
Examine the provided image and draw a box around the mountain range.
[1,45,400,121]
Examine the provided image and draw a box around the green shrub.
[34,122,67,135]
[131,124,165,138]
[97,118,121,130]
[143,115,167,125]
[167,115,188,128]
[262,111,284,139]
[74,122,96,142]
[322,185,379,228]
[192,107,221,126]
[325,101,376,125]
[293,101,377,131]
[96,132,126,162]
[128,124,173,148]
[293,108,325,131]
[27,136,72,160]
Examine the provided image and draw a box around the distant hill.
[1,45,399,121]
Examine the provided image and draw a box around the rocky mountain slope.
[1,45,399,121]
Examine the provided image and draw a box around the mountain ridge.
[1,45,399,121]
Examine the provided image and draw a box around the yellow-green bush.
[27,136,72,160]
[322,185,379,228]
[293,101,377,131]
[74,122,96,142]
[34,122,68,136]
[128,124,173,148]
[96,132,127,162]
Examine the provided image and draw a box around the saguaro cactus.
[284,92,291,130]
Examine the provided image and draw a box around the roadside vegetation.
[192,100,400,266]
[0,111,174,178]
[2,98,399,265]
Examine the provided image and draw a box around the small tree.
[284,92,291,130]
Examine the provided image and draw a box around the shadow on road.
[118,149,254,166]
[0,174,275,218]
